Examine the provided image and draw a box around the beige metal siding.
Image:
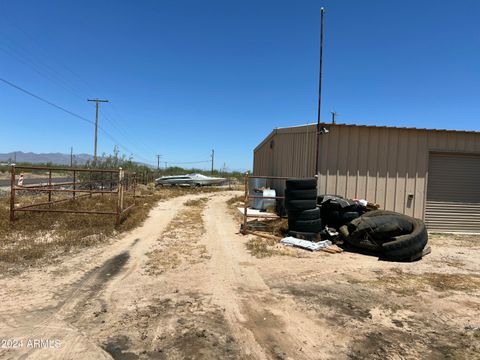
[253,124,480,224]
[425,153,480,232]
[317,125,428,218]
[253,127,316,178]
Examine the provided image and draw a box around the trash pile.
[282,178,429,261]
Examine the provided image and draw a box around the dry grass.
[245,235,298,258]
[226,195,244,206]
[224,193,295,258]
[226,195,245,223]
[145,196,210,275]
[185,197,209,207]
[245,236,278,258]
[349,268,480,296]
[0,186,229,273]
[430,233,480,248]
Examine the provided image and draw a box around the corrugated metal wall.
[253,124,480,220]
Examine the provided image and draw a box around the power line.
[0,19,156,164]
[0,77,94,125]
[0,77,153,165]
[167,160,211,165]
[1,15,152,164]
[99,108,157,157]
[0,12,94,101]
[0,44,88,102]
[0,12,158,166]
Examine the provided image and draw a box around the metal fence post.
[133,173,136,205]
[242,172,249,234]
[10,165,16,221]
[73,170,76,200]
[48,169,52,204]
[116,167,123,225]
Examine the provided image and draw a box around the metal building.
[253,123,480,233]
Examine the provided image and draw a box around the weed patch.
[245,236,298,258]
[145,196,210,275]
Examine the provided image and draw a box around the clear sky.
[1,0,479,170]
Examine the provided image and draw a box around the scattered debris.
[280,237,332,252]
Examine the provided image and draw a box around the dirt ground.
[0,191,479,359]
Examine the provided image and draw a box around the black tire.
[285,199,317,211]
[288,207,320,221]
[286,178,317,190]
[344,212,414,251]
[285,188,317,200]
[348,214,413,242]
[339,225,349,238]
[382,218,428,260]
[289,218,322,233]
[288,230,319,241]
[361,210,402,218]
[317,194,344,204]
[340,211,361,224]
[344,234,382,251]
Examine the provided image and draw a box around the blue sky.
[1,0,479,170]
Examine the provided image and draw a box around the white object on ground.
[354,199,368,207]
[280,237,332,251]
[237,207,278,218]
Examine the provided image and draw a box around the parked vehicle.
[155,173,226,187]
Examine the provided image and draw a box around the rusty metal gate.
[9,165,137,224]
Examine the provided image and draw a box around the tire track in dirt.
[202,194,329,360]
[94,194,244,360]
[0,193,207,360]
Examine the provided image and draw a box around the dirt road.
[0,192,479,359]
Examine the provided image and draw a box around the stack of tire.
[318,195,366,229]
[339,210,428,261]
[285,178,322,236]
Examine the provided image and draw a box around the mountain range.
[1,151,101,166]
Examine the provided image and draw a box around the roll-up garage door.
[425,153,480,233]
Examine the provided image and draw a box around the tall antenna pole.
[70,146,73,167]
[156,154,161,170]
[87,98,109,162]
[315,7,325,175]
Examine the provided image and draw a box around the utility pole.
[156,155,161,170]
[13,151,16,163]
[331,111,337,124]
[210,149,215,174]
[164,162,168,169]
[315,7,325,175]
[70,147,73,167]
[87,98,109,162]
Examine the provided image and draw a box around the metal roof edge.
[254,128,278,153]
[274,122,480,135]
